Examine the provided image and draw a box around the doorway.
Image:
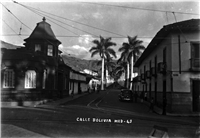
[192,80,200,112]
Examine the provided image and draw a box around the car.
[118,89,133,102]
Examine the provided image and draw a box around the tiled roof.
[134,19,200,67]
[24,17,61,44]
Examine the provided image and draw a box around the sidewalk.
[2,124,49,138]
[140,99,199,117]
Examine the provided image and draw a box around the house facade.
[1,17,89,106]
[133,19,200,114]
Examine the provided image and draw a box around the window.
[191,42,200,68]
[3,69,15,88]
[47,45,53,56]
[25,70,36,88]
[191,43,200,59]
[35,44,41,52]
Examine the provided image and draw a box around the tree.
[89,36,116,90]
[96,55,116,87]
[123,36,145,90]
[114,61,127,87]
[118,42,131,88]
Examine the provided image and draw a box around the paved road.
[1,88,199,137]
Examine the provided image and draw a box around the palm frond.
[91,50,99,57]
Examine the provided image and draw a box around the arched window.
[3,69,15,88]
[25,70,36,88]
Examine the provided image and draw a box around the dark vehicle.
[118,89,133,102]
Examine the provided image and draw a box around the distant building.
[83,69,99,76]
[133,19,200,114]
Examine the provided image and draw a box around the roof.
[24,17,61,44]
[134,19,200,67]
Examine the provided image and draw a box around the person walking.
[149,97,154,112]
[144,92,147,101]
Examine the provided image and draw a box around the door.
[192,80,200,112]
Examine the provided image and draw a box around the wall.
[135,34,172,104]
[171,31,200,93]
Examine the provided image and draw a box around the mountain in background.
[0,40,101,72]
[61,54,101,72]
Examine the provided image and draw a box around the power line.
[13,1,126,37]
[13,1,99,37]
[78,1,200,15]
[172,12,188,42]
[22,6,80,36]
[0,33,188,41]
[0,2,32,31]
[2,19,23,40]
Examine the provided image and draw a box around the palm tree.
[96,55,116,87]
[123,36,145,90]
[118,42,131,88]
[89,36,116,90]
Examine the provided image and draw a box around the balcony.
[158,62,167,74]
[145,70,151,79]
[190,58,200,71]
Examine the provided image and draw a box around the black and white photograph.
[1,0,200,137]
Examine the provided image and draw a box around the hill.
[61,54,101,72]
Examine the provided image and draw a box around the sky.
[1,0,199,60]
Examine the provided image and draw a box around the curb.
[35,92,90,107]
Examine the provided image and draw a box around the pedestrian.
[144,92,147,101]
[149,97,154,112]
[70,89,74,98]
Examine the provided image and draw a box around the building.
[133,19,200,114]
[1,17,89,106]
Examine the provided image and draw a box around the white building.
[133,19,200,114]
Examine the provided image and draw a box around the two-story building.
[133,19,200,114]
[1,17,89,106]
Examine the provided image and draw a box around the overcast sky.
[1,0,199,60]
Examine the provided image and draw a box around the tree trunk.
[126,62,129,88]
[105,66,108,88]
[124,72,127,88]
[101,56,104,90]
[130,52,134,90]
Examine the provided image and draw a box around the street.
[1,88,199,137]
